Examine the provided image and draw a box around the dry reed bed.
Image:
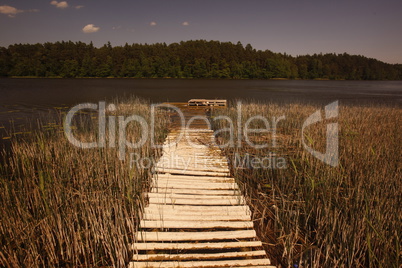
[211,102,401,268]
[0,98,169,267]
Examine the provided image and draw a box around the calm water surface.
[0,78,401,144]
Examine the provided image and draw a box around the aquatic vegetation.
[212,102,402,267]
[0,98,169,267]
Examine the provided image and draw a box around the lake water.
[0,78,401,147]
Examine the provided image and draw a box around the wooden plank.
[159,149,222,154]
[129,259,271,268]
[159,154,223,159]
[161,148,222,152]
[157,160,227,165]
[158,161,227,166]
[157,157,226,162]
[153,176,234,183]
[156,174,231,180]
[153,181,227,186]
[147,193,242,200]
[156,171,230,177]
[154,179,232,184]
[143,213,251,221]
[140,220,253,229]
[160,144,219,148]
[168,129,214,133]
[152,182,238,190]
[144,207,251,217]
[145,205,251,213]
[159,155,226,160]
[158,157,226,163]
[156,166,229,173]
[161,145,221,149]
[143,210,249,217]
[132,240,262,251]
[148,197,244,206]
[137,230,256,241]
[158,155,227,161]
[133,250,266,261]
[150,188,240,196]
[153,185,237,190]
[153,178,234,185]
[153,180,236,187]
[156,168,229,177]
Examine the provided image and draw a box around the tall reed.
[0,98,169,267]
[212,101,401,267]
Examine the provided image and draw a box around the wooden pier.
[129,103,274,268]
[188,99,227,107]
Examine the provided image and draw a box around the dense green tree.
[61,60,79,78]
[0,40,400,80]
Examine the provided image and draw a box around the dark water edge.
[0,78,401,152]
[2,78,402,106]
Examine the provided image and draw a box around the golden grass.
[0,98,169,267]
[212,102,401,267]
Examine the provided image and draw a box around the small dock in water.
[129,102,274,268]
[188,99,227,107]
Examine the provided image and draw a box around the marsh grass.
[212,102,401,267]
[0,98,169,267]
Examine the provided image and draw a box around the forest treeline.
[0,40,401,80]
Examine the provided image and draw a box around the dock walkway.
[129,105,274,268]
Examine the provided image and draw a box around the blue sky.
[1,0,401,64]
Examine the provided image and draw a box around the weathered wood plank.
[152,181,234,187]
[147,193,242,200]
[153,178,235,185]
[140,220,253,229]
[145,204,251,213]
[132,240,262,251]
[129,259,271,268]
[148,197,245,206]
[143,213,251,221]
[133,250,266,261]
[156,168,229,177]
[152,182,238,190]
[136,230,256,242]
[153,176,233,182]
[153,180,235,187]
[150,188,240,195]
[156,166,229,173]
[156,174,232,180]
[158,156,227,163]
[144,207,251,217]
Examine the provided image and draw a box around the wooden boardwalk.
[129,106,274,268]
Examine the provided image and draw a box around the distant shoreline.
[6,76,397,81]
[1,41,401,81]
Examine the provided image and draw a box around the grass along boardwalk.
[129,105,275,268]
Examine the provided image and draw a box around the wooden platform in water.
[129,105,274,268]
[188,99,227,107]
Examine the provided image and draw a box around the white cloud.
[82,24,100,33]
[75,5,84,9]
[50,1,69,9]
[0,5,23,17]
[0,5,38,17]
[150,21,157,26]
[182,21,189,26]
